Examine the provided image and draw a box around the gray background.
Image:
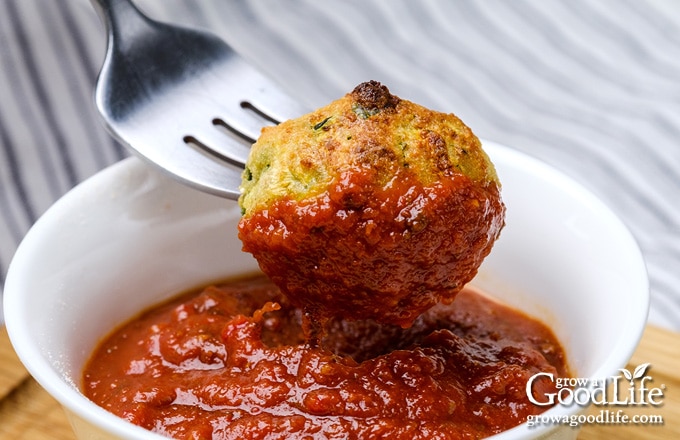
[1,0,678,330]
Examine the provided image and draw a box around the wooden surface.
[1,325,678,439]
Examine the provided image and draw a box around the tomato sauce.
[238,166,505,329]
[83,275,567,439]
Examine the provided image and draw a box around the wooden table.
[1,325,678,439]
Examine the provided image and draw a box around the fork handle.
[90,0,151,48]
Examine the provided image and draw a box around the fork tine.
[240,73,309,123]
[132,135,243,200]
[185,120,252,166]
[213,59,308,123]
[210,102,274,144]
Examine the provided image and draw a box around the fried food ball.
[238,81,505,328]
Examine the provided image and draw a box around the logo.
[526,363,665,407]
[525,363,666,428]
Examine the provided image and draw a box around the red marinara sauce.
[238,165,505,329]
[83,275,568,439]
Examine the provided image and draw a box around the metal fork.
[90,0,308,199]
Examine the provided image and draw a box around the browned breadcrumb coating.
[240,81,498,215]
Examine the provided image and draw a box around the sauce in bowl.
[83,274,567,439]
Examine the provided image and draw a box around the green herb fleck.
[313,116,332,130]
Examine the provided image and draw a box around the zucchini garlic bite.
[238,81,505,328]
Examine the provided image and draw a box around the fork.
[90,0,308,199]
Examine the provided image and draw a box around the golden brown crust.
[239,81,498,216]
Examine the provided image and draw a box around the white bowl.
[4,141,649,439]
